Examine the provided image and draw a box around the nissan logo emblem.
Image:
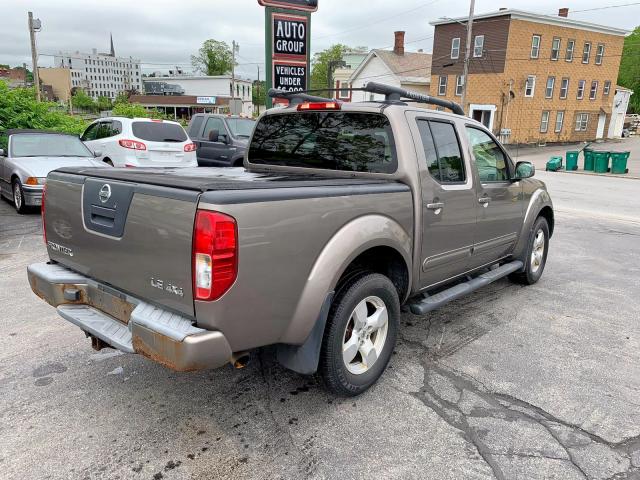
[98,184,112,204]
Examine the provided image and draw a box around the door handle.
[426,202,444,210]
[478,196,491,207]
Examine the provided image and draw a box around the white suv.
[81,117,197,168]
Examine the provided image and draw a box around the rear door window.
[417,120,465,183]
[131,122,187,142]
[249,112,397,173]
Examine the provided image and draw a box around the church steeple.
[109,33,115,57]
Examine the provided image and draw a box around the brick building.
[430,9,628,144]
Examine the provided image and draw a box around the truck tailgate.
[44,171,199,317]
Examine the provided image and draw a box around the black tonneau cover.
[52,166,401,192]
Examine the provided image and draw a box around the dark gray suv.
[188,114,256,167]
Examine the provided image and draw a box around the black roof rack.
[267,88,335,106]
[363,82,465,115]
[267,83,464,116]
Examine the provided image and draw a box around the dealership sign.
[260,0,316,107]
[196,96,217,105]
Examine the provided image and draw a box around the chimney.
[394,31,405,56]
[558,7,569,17]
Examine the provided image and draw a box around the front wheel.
[510,216,550,285]
[319,273,399,396]
[12,179,28,214]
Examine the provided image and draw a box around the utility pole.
[28,11,41,102]
[460,0,475,114]
[256,65,260,115]
[231,40,237,104]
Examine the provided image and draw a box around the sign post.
[259,0,317,108]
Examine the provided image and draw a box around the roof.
[3,129,76,137]
[142,75,252,83]
[350,49,432,84]
[430,9,629,36]
[129,95,230,106]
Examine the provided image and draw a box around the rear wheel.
[319,273,399,396]
[510,216,549,285]
[12,179,27,214]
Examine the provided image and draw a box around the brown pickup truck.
[28,83,553,396]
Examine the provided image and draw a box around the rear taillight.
[184,143,197,152]
[41,184,47,244]
[119,139,147,150]
[192,210,238,301]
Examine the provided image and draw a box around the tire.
[12,179,28,214]
[319,273,399,396]
[510,216,550,285]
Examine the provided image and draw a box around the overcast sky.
[1,0,638,80]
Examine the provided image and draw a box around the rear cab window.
[248,112,397,173]
[131,122,187,143]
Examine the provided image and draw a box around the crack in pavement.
[400,334,640,480]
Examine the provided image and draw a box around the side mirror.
[93,150,103,158]
[0,148,4,157]
[208,129,219,142]
[515,161,535,180]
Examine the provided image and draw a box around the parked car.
[81,117,197,168]
[28,83,553,396]
[0,130,104,213]
[187,114,255,167]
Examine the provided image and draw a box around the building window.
[525,75,536,97]
[455,75,464,96]
[531,35,541,58]
[551,38,561,61]
[438,75,448,96]
[576,113,589,131]
[560,78,569,99]
[604,80,611,95]
[590,81,598,100]
[555,111,565,133]
[451,38,460,59]
[577,80,586,99]
[540,111,550,133]
[473,35,484,57]
[545,76,555,98]
[582,42,591,63]
[595,44,605,65]
[337,81,350,99]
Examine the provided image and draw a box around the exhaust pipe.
[231,352,251,369]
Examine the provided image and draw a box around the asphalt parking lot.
[2,170,640,480]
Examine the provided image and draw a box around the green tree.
[252,79,266,115]
[112,102,163,119]
[310,44,348,96]
[618,26,640,114]
[96,96,113,112]
[71,89,95,111]
[192,39,234,76]
[0,81,87,149]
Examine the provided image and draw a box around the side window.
[95,122,112,140]
[418,120,465,184]
[202,117,226,141]
[189,116,205,138]
[465,127,509,182]
[81,123,99,141]
[111,120,123,135]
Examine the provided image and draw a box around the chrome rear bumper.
[27,262,232,372]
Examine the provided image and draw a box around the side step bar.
[408,261,523,315]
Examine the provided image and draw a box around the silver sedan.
[0,130,105,214]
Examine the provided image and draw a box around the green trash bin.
[566,151,579,171]
[583,148,595,171]
[593,151,610,173]
[610,151,630,174]
[546,156,563,171]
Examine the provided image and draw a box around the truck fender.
[511,188,554,266]
[277,215,411,374]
